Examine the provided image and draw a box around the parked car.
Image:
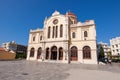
[99,58,109,64]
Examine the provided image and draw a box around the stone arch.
[33,36,35,41]
[84,31,88,37]
[40,35,42,41]
[83,46,91,59]
[59,47,63,60]
[37,47,42,59]
[48,26,51,38]
[30,47,35,57]
[51,46,57,60]
[71,46,78,61]
[60,24,63,37]
[72,32,75,38]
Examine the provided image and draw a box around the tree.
[98,46,105,59]
[15,52,27,59]
[107,51,112,59]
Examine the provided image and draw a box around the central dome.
[66,12,76,17]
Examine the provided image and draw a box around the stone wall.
[0,51,16,60]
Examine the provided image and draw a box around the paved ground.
[0,60,120,80]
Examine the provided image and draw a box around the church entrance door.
[51,46,57,60]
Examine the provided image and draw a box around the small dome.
[66,12,76,17]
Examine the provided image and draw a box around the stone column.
[63,50,68,62]
[34,50,37,60]
[49,50,51,60]
[40,49,44,61]
[26,50,30,60]
[57,49,59,61]
[78,50,82,63]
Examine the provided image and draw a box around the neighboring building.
[110,37,120,56]
[97,42,111,58]
[27,11,98,64]
[2,41,27,54]
[16,44,27,53]
[0,47,16,60]
[2,41,17,51]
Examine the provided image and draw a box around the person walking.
[108,59,112,64]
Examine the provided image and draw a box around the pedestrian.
[108,59,112,64]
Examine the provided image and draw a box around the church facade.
[27,11,98,64]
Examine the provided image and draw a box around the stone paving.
[0,60,120,80]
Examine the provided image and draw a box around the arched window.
[60,24,63,37]
[30,48,35,57]
[59,47,63,60]
[55,26,58,38]
[33,36,35,41]
[71,46,78,61]
[46,48,49,59]
[37,47,42,59]
[48,26,51,38]
[40,35,42,40]
[84,31,88,37]
[72,32,75,38]
[52,26,55,38]
[83,46,91,59]
[51,46,57,60]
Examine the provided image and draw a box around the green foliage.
[107,51,112,59]
[98,46,105,59]
[15,52,27,59]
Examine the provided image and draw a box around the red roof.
[67,12,76,17]
[0,47,5,51]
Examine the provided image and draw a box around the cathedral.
[27,11,98,64]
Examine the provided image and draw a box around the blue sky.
[0,0,120,46]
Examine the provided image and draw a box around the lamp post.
[67,13,71,64]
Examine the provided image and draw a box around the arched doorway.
[46,48,49,59]
[30,47,35,57]
[83,46,91,59]
[51,46,57,60]
[71,46,78,61]
[37,47,42,59]
[59,47,63,60]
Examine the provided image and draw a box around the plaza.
[0,1,120,80]
[0,60,120,80]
